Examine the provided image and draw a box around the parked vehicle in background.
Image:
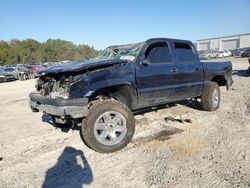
[218,50,231,58]
[199,50,218,59]
[234,48,246,57]
[230,48,241,56]
[32,65,46,78]
[17,67,33,79]
[0,69,15,82]
[229,49,236,56]
[3,67,19,79]
[198,52,206,60]
[22,64,34,70]
[30,38,233,153]
[240,48,250,57]
[227,50,232,56]
[3,67,31,80]
[20,64,35,79]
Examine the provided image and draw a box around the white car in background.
[199,50,218,59]
[218,50,231,58]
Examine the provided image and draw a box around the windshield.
[95,42,145,61]
[4,68,15,72]
[18,67,27,71]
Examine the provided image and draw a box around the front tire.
[201,82,220,111]
[81,100,135,153]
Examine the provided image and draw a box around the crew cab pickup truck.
[29,38,233,153]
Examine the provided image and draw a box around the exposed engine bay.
[36,75,74,99]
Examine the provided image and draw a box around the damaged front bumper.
[29,92,88,118]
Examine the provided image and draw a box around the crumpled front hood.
[43,59,128,75]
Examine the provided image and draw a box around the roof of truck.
[108,38,193,49]
[145,38,192,44]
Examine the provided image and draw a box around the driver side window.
[145,42,173,64]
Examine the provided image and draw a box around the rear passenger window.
[145,42,172,64]
[174,42,197,62]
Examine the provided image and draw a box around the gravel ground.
[0,57,249,188]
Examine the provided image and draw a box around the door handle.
[171,68,178,73]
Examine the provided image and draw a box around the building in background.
[196,33,250,51]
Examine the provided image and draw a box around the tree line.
[0,39,99,65]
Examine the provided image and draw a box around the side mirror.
[142,59,150,65]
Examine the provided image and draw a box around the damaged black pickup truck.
[29,38,233,153]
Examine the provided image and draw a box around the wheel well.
[89,84,135,108]
[211,75,226,86]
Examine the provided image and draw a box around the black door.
[136,41,178,107]
[172,42,204,99]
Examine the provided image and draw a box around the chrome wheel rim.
[212,89,219,109]
[94,111,127,146]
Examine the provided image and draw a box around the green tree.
[0,38,99,65]
[19,39,41,64]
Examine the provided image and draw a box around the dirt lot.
[0,57,250,188]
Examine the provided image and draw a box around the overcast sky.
[1,0,250,49]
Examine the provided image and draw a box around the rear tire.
[81,100,135,153]
[201,82,220,111]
